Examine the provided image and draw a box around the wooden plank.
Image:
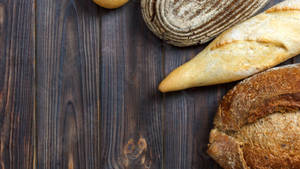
[35,0,101,168]
[163,45,196,169]
[163,45,224,169]
[0,0,35,168]
[99,2,163,169]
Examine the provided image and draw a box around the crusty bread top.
[214,64,300,132]
[141,0,270,46]
[208,64,300,169]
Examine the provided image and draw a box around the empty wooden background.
[0,0,298,169]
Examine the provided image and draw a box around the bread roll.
[159,0,300,92]
[93,0,128,9]
[141,0,270,47]
[207,63,300,169]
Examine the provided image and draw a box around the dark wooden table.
[0,0,299,168]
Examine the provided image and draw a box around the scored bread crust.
[159,0,300,92]
[207,64,300,169]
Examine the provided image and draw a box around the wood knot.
[123,137,147,160]
[123,137,151,168]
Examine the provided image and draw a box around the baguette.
[207,63,300,169]
[159,0,300,92]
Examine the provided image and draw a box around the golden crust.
[93,0,128,9]
[214,64,300,131]
[159,0,300,92]
[207,129,249,169]
[208,64,300,169]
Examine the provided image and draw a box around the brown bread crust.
[208,64,300,169]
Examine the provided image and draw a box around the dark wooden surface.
[0,0,298,169]
[0,0,35,169]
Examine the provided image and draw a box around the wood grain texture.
[163,45,225,169]
[99,1,163,169]
[36,0,101,168]
[0,0,35,168]
[1,0,298,169]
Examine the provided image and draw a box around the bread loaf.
[159,0,300,92]
[141,0,270,47]
[207,64,300,169]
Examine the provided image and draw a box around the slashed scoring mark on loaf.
[211,39,288,51]
[267,7,300,13]
[266,0,300,13]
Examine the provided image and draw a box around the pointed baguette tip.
[158,81,167,93]
[158,67,191,93]
[159,77,185,93]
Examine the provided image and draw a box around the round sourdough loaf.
[141,0,270,47]
[207,64,300,169]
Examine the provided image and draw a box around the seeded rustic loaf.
[141,0,270,47]
[207,64,300,169]
[159,0,300,92]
